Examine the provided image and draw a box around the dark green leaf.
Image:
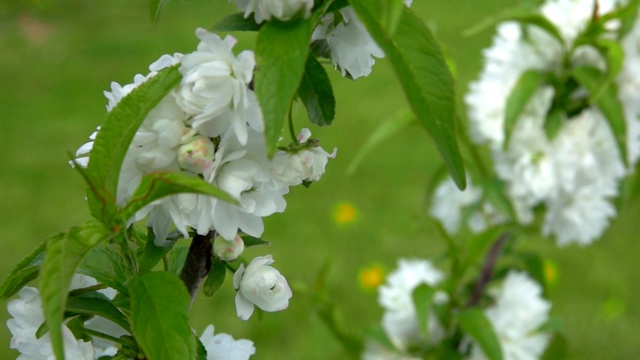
[40,221,110,360]
[1,239,47,301]
[85,65,181,224]
[119,171,238,223]
[203,260,226,297]
[240,235,270,247]
[543,108,564,140]
[255,18,312,156]
[138,228,173,273]
[571,65,628,165]
[150,0,168,25]
[167,246,189,276]
[326,0,349,13]
[128,272,195,360]
[347,110,415,175]
[412,284,435,341]
[464,5,565,46]
[504,70,546,147]
[66,292,130,333]
[78,243,133,294]
[196,336,207,360]
[211,12,262,32]
[458,309,504,360]
[297,56,336,126]
[348,2,466,189]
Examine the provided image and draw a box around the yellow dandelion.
[333,202,358,225]
[543,259,559,288]
[359,264,385,291]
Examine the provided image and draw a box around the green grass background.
[0,0,638,359]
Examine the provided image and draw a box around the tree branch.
[467,232,510,307]
[180,230,216,307]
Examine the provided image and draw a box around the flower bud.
[178,135,215,174]
[233,255,292,320]
[213,235,245,261]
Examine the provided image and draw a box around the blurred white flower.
[430,177,484,234]
[378,259,446,351]
[362,340,420,360]
[233,255,292,320]
[233,0,314,23]
[466,0,635,245]
[272,128,337,186]
[213,235,245,261]
[312,7,384,79]
[200,325,256,360]
[468,271,551,360]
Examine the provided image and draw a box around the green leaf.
[600,0,640,39]
[348,2,466,189]
[138,228,173,273]
[255,18,312,156]
[77,243,133,294]
[128,272,195,360]
[150,0,169,25]
[85,65,182,224]
[588,39,624,102]
[40,221,110,360]
[240,235,270,247]
[464,5,565,46]
[66,292,131,333]
[543,108,564,140]
[380,0,405,35]
[347,110,415,175]
[458,309,504,360]
[467,226,508,264]
[504,70,546,147]
[167,246,189,276]
[196,336,208,360]
[1,240,47,301]
[119,171,238,223]
[515,253,548,296]
[482,178,516,221]
[203,260,226,297]
[211,12,262,32]
[571,65,628,165]
[412,284,435,341]
[297,56,336,126]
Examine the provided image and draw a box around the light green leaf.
[588,39,624,102]
[482,178,516,221]
[211,12,262,32]
[348,1,466,189]
[77,243,133,294]
[464,5,565,46]
[412,284,435,341]
[119,171,238,223]
[347,110,415,175]
[458,309,504,360]
[203,260,226,297]
[85,65,181,224]
[504,70,546,147]
[1,240,47,301]
[40,221,110,360]
[150,0,169,25]
[167,246,189,276]
[128,272,195,360]
[380,0,405,35]
[543,108,564,140]
[600,0,640,39]
[255,18,312,156]
[571,65,628,165]
[66,292,131,333]
[297,56,336,126]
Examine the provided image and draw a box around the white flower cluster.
[75,28,335,246]
[467,271,551,360]
[465,0,640,245]
[200,325,256,360]
[366,261,552,360]
[232,0,314,24]
[376,259,447,353]
[6,275,122,360]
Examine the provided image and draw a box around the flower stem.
[467,232,510,307]
[180,231,216,307]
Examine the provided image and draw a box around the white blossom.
[430,177,484,234]
[200,325,256,360]
[361,340,420,360]
[213,235,245,261]
[378,259,446,351]
[233,255,292,320]
[468,272,551,360]
[233,0,314,23]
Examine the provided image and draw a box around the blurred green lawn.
[0,0,638,359]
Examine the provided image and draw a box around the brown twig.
[467,232,510,307]
[180,230,216,307]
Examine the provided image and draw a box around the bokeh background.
[1,0,639,359]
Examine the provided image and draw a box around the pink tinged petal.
[233,264,246,289]
[298,128,312,143]
[235,292,255,320]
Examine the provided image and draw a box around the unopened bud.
[178,135,215,173]
[213,235,244,261]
